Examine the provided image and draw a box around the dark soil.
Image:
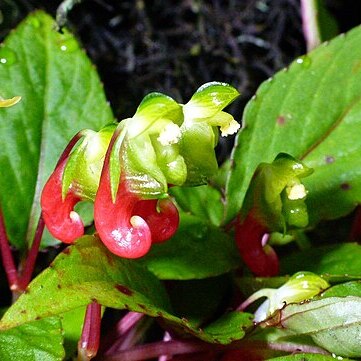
[1,0,361,158]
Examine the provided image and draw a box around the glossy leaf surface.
[0,12,114,248]
[226,25,361,226]
[0,236,252,345]
[0,317,64,361]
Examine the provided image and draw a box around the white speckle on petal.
[287,184,306,200]
[157,123,181,146]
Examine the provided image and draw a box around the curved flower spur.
[235,153,313,276]
[41,82,240,258]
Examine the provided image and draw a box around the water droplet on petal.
[0,47,17,66]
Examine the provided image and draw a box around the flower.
[240,272,330,322]
[40,83,240,258]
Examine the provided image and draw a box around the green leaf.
[321,281,361,298]
[60,306,87,359]
[183,82,240,119]
[278,296,361,357]
[202,311,251,344]
[268,354,353,361]
[170,185,224,227]
[0,11,114,249]
[141,213,241,280]
[281,243,361,278]
[0,235,171,330]
[0,235,252,344]
[0,317,64,361]
[225,25,361,225]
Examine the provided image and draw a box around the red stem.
[78,301,102,361]
[18,215,45,289]
[0,207,19,291]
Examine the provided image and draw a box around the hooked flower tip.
[41,159,84,244]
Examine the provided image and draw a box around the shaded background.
[1,0,361,159]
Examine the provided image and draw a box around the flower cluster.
[41,82,240,258]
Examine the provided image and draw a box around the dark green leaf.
[170,185,224,226]
[0,235,252,344]
[281,243,361,278]
[321,281,361,298]
[0,317,64,361]
[202,311,251,344]
[141,213,241,279]
[0,11,114,248]
[225,26,361,226]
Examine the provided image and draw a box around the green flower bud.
[241,272,330,322]
[243,153,313,232]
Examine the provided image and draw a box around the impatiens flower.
[94,128,179,258]
[239,272,330,322]
[235,154,312,276]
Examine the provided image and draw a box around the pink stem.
[100,312,145,355]
[116,312,144,336]
[158,332,172,361]
[101,339,329,361]
[18,215,45,289]
[78,301,102,361]
[0,207,19,291]
[300,0,321,52]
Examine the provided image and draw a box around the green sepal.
[151,135,187,186]
[183,82,240,119]
[109,122,128,203]
[62,124,116,201]
[179,122,218,185]
[243,153,313,231]
[123,133,168,198]
[128,92,182,138]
